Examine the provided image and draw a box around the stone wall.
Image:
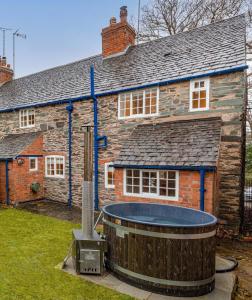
[0,71,246,233]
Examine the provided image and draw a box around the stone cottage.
[0,7,247,235]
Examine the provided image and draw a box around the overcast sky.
[1,0,149,78]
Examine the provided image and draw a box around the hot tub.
[103,202,217,297]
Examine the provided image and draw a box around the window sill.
[123,192,178,201]
[105,185,115,189]
[45,175,65,179]
[20,125,36,129]
[189,108,209,112]
[118,113,159,120]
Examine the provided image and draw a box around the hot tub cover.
[103,202,217,227]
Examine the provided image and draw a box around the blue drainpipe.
[200,169,206,211]
[66,102,74,207]
[90,65,99,210]
[5,160,10,205]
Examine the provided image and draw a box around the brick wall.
[113,169,215,214]
[0,135,44,203]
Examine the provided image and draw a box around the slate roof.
[114,118,222,167]
[0,15,246,111]
[0,132,42,159]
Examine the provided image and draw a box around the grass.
[0,208,133,300]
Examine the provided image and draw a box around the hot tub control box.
[72,229,107,275]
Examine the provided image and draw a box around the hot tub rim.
[102,202,217,228]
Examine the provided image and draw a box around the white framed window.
[29,157,38,171]
[105,162,115,189]
[189,78,210,112]
[19,109,35,128]
[124,169,179,200]
[45,155,65,178]
[118,88,159,119]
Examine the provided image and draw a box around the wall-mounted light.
[17,158,24,166]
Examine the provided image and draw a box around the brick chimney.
[0,57,13,85]
[102,6,136,58]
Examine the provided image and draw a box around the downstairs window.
[45,156,65,178]
[124,169,179,200]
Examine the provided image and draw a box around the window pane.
[192,91,199,100]
[133,178,139,185]
[168,172,176,179]
[127,169,132,177]
[133,186,140,193]
[160,179,166,188]
[200,99,206,108]
[160,188,167,196]
[192,100,198,109]
[168,180,175,188]
[142,186,149,193]
[200,81,205,88]
[194,82,199,88]
[200,90,206,99]
[127,177,132,185]
[150,187,157,193]
[126,185,133,193]
[133,170,140,177]
[168,189,176,197]
[125,96,130,116]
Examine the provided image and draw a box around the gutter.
[66,102,74,207]
[113,164,216,172]
[5,160,10,205]
[0,64,248,114]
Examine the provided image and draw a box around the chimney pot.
[2,57,6,66]
[120,6,128,22]
[110,17,117,25]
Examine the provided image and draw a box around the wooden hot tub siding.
[104,214,216,297]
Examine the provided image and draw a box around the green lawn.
[0,209,133,300]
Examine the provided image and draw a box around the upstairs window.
[124,169,178,200]
[190,78,209,111]
[105,162,115,189]
[45,156,65,178]
[20,109,35,128]
[118,88,159,119]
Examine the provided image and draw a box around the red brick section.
[0,57,13,85]
[0,135,44,204]
[114,169,215,214]
[102,6,136,58]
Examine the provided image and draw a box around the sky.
[1,0,149,78]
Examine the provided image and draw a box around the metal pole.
[66,102,74,207]
[3,30,5,57]
[5,160,9,205]
[82,127,94,238]
[137,0,141,44]
[90,65,99,211]
[13,33,15,76]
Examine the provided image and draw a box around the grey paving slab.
[61,257,236,300]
